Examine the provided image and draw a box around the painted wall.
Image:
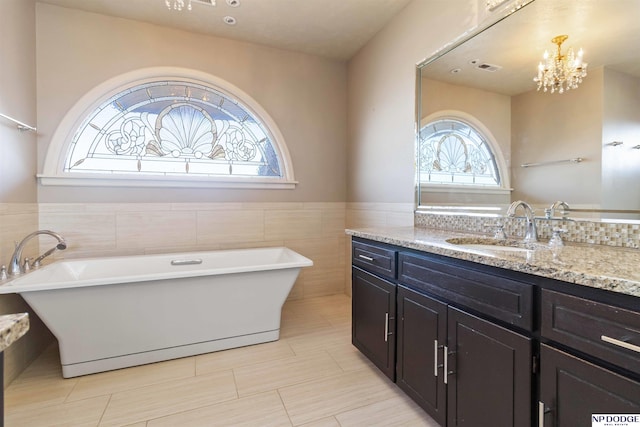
[346,0,479,205]
[0,0,37,202]
[344,0,481,294]
[33,3,349,302]
[36,3,347,204]
[511,67,603,206]
[0,0,54,388]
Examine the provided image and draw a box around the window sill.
[420,184,512,195]
[37,174,298,190]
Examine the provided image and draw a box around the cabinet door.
[397,286,447,425]
[352,267,396,380]
[447,306,532,427]
[539,344,640,427]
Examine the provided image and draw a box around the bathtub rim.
[0,246,313,294]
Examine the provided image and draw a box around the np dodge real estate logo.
[592,414,640,427]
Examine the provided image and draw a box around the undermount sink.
[445,237,546,253]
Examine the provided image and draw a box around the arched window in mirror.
[41,68,296,189]
[419,117,502,187]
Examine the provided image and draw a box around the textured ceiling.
[36,0,413,61]
[421,0,640,95]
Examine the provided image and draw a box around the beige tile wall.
[2,200,357,388]
[0,203,55,387]
[38,202,348,300]
[344,202,415,296]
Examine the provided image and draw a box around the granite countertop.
[346,226,640,298]
[0,313,29,352]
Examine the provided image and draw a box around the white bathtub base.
[62,330,279,378]
[2,247,313,378]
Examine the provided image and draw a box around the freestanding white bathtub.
[0,247,312,378]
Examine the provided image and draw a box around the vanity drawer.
[398,252,533,331]
[541,289,640,376]
[352,240,397,280]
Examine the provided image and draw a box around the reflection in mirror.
[416,0,640,220]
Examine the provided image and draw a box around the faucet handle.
[22,258,31,273]
[493,223,507,240]
[549,228,567,248]
[0,265,7,281]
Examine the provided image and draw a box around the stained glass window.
[419,118,501,186]
[64,80,284,180]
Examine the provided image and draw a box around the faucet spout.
[8,230,67,276]
[547,200,570,219]
[506,200,538,243]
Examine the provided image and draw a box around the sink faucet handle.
[549,228,567,249]
[493,223,507,240]
[22,258,32,273]
[0,265,7,281]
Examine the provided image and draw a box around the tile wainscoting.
[0,204,54,387]
[345,203,415,296]
[38,202,348,300]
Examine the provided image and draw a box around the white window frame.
[39,67,297,189]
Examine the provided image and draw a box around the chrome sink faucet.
[545,200,570,219]
[506,200,538,243]
[8,230,67,276]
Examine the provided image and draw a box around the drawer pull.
[601,335,640,353]
[358,254,375,262]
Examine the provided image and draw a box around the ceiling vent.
[476,63,502,72]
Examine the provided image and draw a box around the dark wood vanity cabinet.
[396,286,447,424]
[539,344,640,427]
[351,237,640,427]
[446,306,531,427]
[539,289,640,426]
[352,266,397,380]
[397,285,532,427]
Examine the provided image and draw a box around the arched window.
[40,68,296,189]
[418,116,505,187]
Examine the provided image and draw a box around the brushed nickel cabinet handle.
[358,254,374,262]
[384,313,389,342]
[434,340,438,377]
[601,335,640,353]
[444,345,448,384]
[538,401,552,427]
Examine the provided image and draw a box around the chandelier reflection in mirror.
[419,119,500,186]
[65,80,282,178]
[166,0,191,11]
[166,0,218,11]
[534,35,587,94]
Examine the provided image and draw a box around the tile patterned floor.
[4,294,439,426]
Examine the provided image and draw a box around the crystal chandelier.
[534,35,587,94]
[166,0,192,11]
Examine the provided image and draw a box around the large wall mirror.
[416,0,640,220]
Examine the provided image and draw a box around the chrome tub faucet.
[8,230,67,276]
